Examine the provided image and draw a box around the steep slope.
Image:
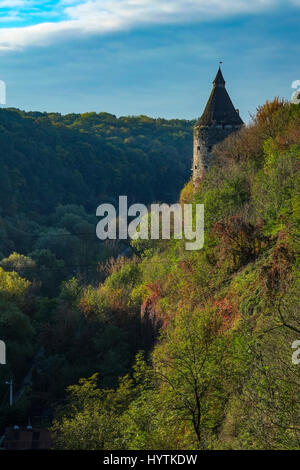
[52,98,300,450]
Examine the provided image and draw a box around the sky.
[0,0,299,122]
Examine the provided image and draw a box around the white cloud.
[0,0,298,50]
[0,1,27,6]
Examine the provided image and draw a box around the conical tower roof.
[198,67,243,126]
[213,67,226,87]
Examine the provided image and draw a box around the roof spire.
[213,63,225,88]
[197,65,244,127]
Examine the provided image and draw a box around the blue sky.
[0,0,299,122]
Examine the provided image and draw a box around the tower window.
[195,165,197,169]
[197,146,200,151]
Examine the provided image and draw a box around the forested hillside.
[51,99,299,450]
[0,100,299,450]
[0,109,192,431]
[0,109,192,215]
[0,108,192,264]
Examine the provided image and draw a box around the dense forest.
[0,108,192,288]
[0,109,192,430]
[0,99,299,450]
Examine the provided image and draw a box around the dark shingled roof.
[198,67,243,127]
[213,67,226,87]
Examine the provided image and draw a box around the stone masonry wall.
[193,124,241,188]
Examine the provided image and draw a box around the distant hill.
[0,108,194,217]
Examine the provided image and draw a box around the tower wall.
[193,124,241,189]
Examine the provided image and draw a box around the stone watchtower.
[193,67,243,188]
